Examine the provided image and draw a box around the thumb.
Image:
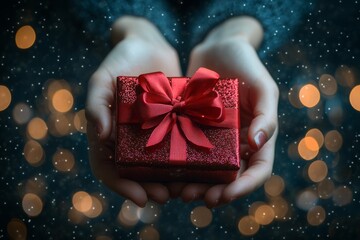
[247,83,279,151]
[85,69,114,139]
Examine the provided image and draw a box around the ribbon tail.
[177,116,214,150]
[146,113,172,148]
[169,116,187,165]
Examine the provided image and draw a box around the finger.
[221,132,276,203]
[181,183,212,202]
[247,82,279,151]
[166,182,187,198]
[85,68,114,140]
[141,183,170,204]
[204,184,226,208]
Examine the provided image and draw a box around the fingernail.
[254,131,267,150]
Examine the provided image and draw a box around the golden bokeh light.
[0,85,12,111]
[23,140,44,166]
[13,103,32,124]
[74,109,87,133]
[296,189,318,211]
[137,202,160,224]
[306,128,324,148]
[118,200,139,227]
[319,74,337,96]
[332,186,353,206]
[72,191,93,212]
[324,130,343,152]
[83,196,103,218]
[48,113,74,137]
[27,117,48,140]
[317,178,335,199]
[52,89,74,113]
[269,197,289,220]
[7,218,27,240]
[52,148,75,172]
[349,85,360,111]
[22,193,43,217]
[15,25,36,49]
[254,204,275,225]
[68,207,86,224]
[264,175,285,197]
[139,226,160,240]
[335,65,355,87]
[190,206,213,228]
[238,216,260,236]
[44,79,71,99]
[308,160,328,183]
[288,86,303,109]
[299,84,320,108]
[298,137,319,160]
[307,206,326,226]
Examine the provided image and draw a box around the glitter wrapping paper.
[116,75,240,183]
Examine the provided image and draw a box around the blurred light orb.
[264,175,285,197]
[22,193,43,217]
[317,178,335,199]
[254,204,275,225]
[74,109,87,133]
[13,103,32,124]
[52,148,75,172]
[23,140,44,166]
[139,226,160,240]
[319,74,337,96]
[7,218,27,240]
[52,89,74,113]
[27,117,48,140]
[324,130,343,152]
[307,206,326,226]
[308,160,328,183]
[72,191,93,212]
[137,201,160,224]
[306,128,324,148]
[298,137,319,160]
[269,197,289,219]
[332,186,353,206]
[299,84,320,108]
[118,200,139,227]
[296,189,318,211]
[238,216,260,236]
[190,206,213,228]
[68,207,86,224]
[335,65,355,87]
[349,85,360,111]
[15,25,36,49]
[0,85,11,111]
[288,86,303,109]
[83,196,103,218]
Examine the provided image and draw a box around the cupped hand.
[86,16,181,207]
[174,16,279,208]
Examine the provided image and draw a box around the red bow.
[137,67,226,165]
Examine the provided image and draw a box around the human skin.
[85,16,279,208]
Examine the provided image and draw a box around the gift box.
[116,68,240,183]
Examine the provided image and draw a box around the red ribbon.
[118,67,239,165]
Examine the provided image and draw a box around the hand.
[86,16,181,207]
[173,17,279,208]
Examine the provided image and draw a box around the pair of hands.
[86,16,279,208]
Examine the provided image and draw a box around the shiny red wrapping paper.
[116,69,240,183]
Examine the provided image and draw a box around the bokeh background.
[1,0,360,239]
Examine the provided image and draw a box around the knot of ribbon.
[137,67,227,165]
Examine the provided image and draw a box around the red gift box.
[116,68,240,183]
